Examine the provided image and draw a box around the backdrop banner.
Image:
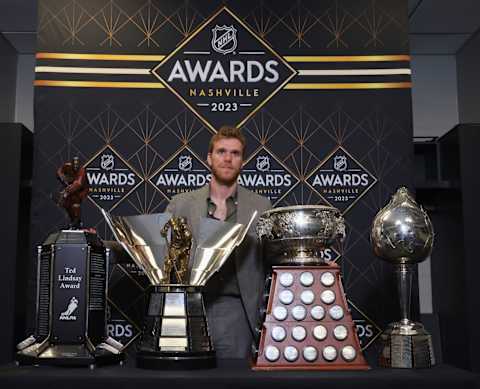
[32,0,413,355]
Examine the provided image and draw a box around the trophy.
[102,209,256,369]
[371,187,435,368]
[54,156,89,229]
[253,205,369,370]
[16,158,124,367]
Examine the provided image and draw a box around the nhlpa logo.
[334,155,348,172]
[211,25,237,55]
[256,156,270,172]
[59,297,78,321]
[178,155,192,172]
[101,154,115,171]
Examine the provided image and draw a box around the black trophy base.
[137,285,216,370]
[16,342,124,368]
[137,350,216,369]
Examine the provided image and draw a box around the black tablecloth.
[0,360,477,389]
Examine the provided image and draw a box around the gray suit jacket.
[166,185,271,332]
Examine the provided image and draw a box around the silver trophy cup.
[253,205,369,370]
[371,187,435,368]
[256,205,346,265]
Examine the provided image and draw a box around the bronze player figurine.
[56,156,89,229]
[161,217,192,284]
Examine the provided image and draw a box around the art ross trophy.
[371,187,435,368]
[102,209,256,369]
[16,158,124,367]
[253,205,369,370]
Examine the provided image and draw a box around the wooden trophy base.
[253,265,369,371]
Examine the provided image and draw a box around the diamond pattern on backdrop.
[32,0,413,351]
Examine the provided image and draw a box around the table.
[0,359,477,389]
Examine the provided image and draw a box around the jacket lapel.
[237,186,251,226]
[188,185,209,240]
[235,186,263,332]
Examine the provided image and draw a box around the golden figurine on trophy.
[161,217,192,285]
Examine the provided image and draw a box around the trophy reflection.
[102,209,256,369]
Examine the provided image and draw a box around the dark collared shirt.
[205,191,241,297]
[206,194,237,223]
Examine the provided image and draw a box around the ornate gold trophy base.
[379,320,435,369]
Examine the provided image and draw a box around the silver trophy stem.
[396,263,413,324]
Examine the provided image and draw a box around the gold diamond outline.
[151,6,298,133]
[106,295,143,350]
[347,298,382,351]
[242,145,301,207]
[304,145,378,215]
[112,262,148,293]
[329,246,341,263]
[148,145,211,201]
[84,145,144,212]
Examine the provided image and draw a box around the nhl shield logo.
[101,154,115,171]
[211,25,237,55]
[334,155,348,172]
[256,156,270,172]
[178,155,192,171]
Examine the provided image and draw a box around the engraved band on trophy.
[16,159,124,367]
[371,187,435,368]
[253,205,369,370]
[102,209,256,369]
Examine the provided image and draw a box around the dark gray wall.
[411,55,459,137]
[457,32,480,123]
[0,34,17,122]
[15,54,35,131]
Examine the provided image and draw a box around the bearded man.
[166,126,271,359]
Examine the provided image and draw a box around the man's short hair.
[208,125,246,157]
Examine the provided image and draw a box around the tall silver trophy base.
[379,320,435,368]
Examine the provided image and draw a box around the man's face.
[207,137,243,186]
